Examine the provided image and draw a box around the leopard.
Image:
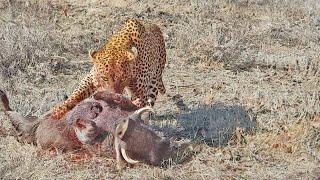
[51,19,166,120]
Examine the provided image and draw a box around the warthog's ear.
[126,46,138,61]
[75,118,87,130]
[73,118,98,144]
[128,106,154,121]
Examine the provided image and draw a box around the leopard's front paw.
[132,98,145,108]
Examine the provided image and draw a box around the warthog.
[0,90,187,169]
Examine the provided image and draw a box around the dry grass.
[0,0,319,179]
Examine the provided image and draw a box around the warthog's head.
[67,91,139,146]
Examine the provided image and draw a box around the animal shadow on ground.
[152,102,257,147]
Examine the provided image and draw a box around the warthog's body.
[1,90,187,168]
[0,90,137,152]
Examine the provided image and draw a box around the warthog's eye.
[90,103,103,118]
[92,103,103,113]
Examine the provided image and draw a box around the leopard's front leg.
[131,86,148,108]
[51,72,97,120]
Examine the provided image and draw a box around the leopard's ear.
[88,49,98,62]
[126,46,138,61]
